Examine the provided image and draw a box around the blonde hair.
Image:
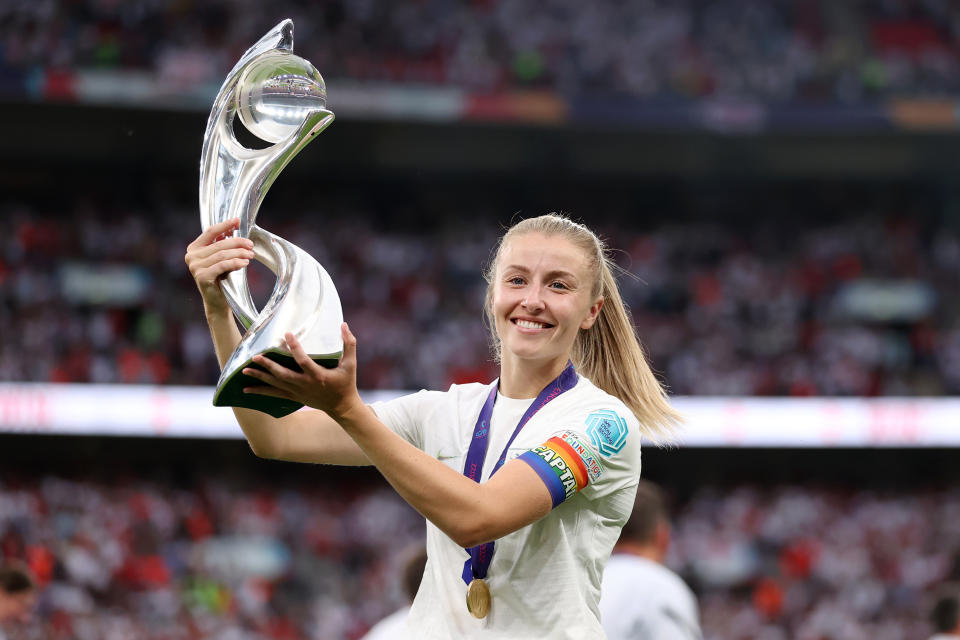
[483,213,681,441]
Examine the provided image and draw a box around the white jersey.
[371,375,642,640]
[360,606,410,640]
[600,555,701,640]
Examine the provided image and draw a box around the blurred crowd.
[0,471,425,640]
[2,187,960,396]
[4,0,960,103]
[0,469,956,639]
[673,485,960,640]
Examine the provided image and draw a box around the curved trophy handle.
[199,19,343,417]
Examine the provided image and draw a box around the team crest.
[585,410,628,456]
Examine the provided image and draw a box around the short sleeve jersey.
[599,555,701,640]
[371,375,642,639]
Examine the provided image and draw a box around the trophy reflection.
[199,19,343,418]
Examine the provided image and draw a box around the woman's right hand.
[184,217,255,315]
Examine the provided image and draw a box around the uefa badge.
[586,410,629,456]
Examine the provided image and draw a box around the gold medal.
[466,578,491,619]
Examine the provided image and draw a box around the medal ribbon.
[460,362,579,586]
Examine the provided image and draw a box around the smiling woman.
[184,212,681,639]
[484,215,682,434]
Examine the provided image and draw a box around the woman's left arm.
[245,323,553,549]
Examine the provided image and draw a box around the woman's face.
[491,232,603,368]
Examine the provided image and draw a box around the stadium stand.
[4,0,960,102]
[2,184,958,395]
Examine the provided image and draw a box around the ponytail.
[571,255,681,441]
[484,214,681,441]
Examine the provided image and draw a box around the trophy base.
[213,351,340,418]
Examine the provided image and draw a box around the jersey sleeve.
[369,390,443,451]
[517,406,642,508]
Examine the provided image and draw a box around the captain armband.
[518,431,605,508]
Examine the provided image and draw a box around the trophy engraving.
[199,19,342,418]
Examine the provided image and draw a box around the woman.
[185,213,680,638]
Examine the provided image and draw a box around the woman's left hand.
[242,322,363,420]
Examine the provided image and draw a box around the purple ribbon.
[461,362,579,586]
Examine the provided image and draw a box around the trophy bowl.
[236,51,329,144]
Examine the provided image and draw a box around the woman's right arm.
[185,218,370,466]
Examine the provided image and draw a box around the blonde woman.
[185,213,680,639]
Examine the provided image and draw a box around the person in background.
[0,562,37,638]
[361,544,428,640]
[600,480,700,640]
[929,589,960,640]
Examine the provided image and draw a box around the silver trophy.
[199,19,342,418]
